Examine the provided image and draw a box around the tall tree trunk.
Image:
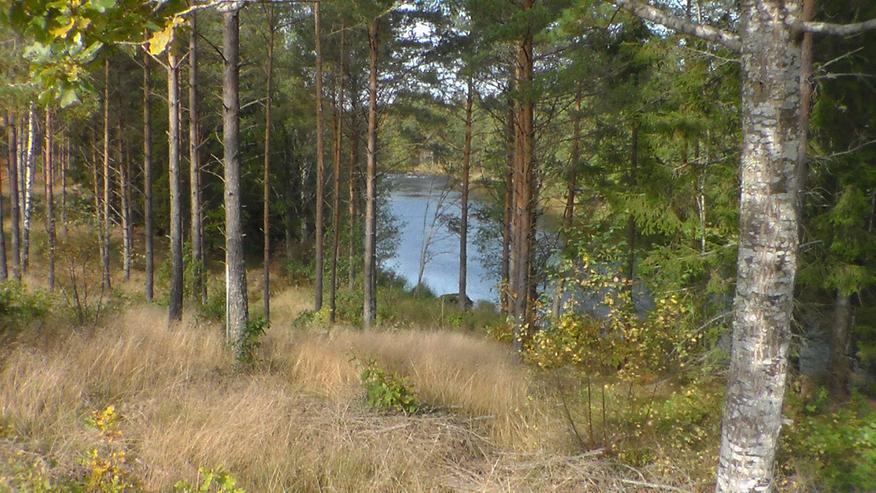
[510,3,535,351]
[167,50,184,323]
[101,61,112,290]
[796,0,814,223]
[44,107,55,290]
[347,72,360,290]
[0,115,7,281]
[458,78,473,311]
[363,18,379,329]
[828,290,852,398]
[501,94,513,315]
[143,50,154,302]
[553,90,582,317]
[313,1,326,312]
[329,28,345,323]
[23,101,35,275]
[716,2,802,491]
[7,112,20,281]
[262,6,276,322]
[92,140,103,282]
[189,13,206,305]
[223,8,249,350]
[118,124,132,282]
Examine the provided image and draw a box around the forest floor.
[0,249,709,492]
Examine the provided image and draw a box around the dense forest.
[1,0,875,491]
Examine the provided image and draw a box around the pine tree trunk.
[101,61,112,290]
[23,101,35,275]
[44,107,55,290]
[510,4,534,350]
[313,0,325,312]
[348,73,360,290]
[167,51,184,323]
[796,0,814,220]
[329,28,345,323]
[223,9,249,350]
[189,13,206,306]
[715,2,802,491]
[143,50,154,302]
[458,78,473,311]
[0,115,7,281]
[263,7,275,322]
[363,18,379,330]
[118,124,132,282]
[6,112,20,281]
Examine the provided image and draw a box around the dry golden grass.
[0,286,699,492]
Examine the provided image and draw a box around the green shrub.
[174,468,245,493]
[359,359,420,414]
[0,282,50,327]
[235,317,269,368]
[782,394,876,491]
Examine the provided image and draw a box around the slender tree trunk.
[796,0,814,223]
[143,50,154,302]
[347,73,360,290]
[118,124,132,282]
[167,50,184,323]
[501,95,513,315]
[92,141,103,281]
[44,107,55,290]
[0,115,6,281]
[510,4,535,350]
[458,78,473,311]
[828,290,852,398]
[7,112,20,281]
[329,28,345,323]
[101,60,112,289]
[263,6,275,322]
[313,0,326,312]
[189,13,206,306]
[363,18,379,329]
[223,8,249,349]
[23,101,35,275]
[716,2,802,491]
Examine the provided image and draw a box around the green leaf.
[59,87,79,108]
[89,0,117,13]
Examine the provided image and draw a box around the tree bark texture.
[190,12,206,305]
[329,27,345,323]
[828,291,852,398]
[101,61,112,289]
[363,18,379,329]
[262,6,276,322]
[716,2,802,491]
[143,50,154,302]
[167,51,184,323]
[313,0,325,312]
[23,101,35,275]
[510,2,535,351]
[501,95,514,316]
[223,9,249,350]
[44,107,55,290]
[118,127,132,282]
[458,78,473,311]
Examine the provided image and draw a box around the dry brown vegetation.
[0,285,703,492]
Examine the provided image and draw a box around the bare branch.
[610,0,741,52]
[796,18,876,36]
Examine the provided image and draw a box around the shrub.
[174,468,245,493]
[359,359,420,414]
[0,282,50,328]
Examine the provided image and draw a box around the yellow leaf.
[50,16,76,38]
[148,16,185,55]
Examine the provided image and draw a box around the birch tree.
[608,0,876,490]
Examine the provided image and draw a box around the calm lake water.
[385,173,499,303]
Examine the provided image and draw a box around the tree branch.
[796,18,876,36]
[610,0,741,52]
